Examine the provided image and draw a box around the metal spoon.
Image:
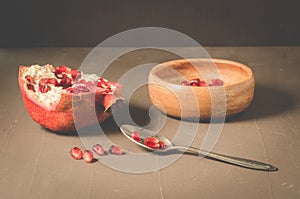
[120,124,278,171]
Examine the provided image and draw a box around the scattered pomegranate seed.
[109,145,123,155]
[144,137,160,149]
[92,144,105,156]
[83,150,94,163]
[131,131,141,142]
[70,147,83,160]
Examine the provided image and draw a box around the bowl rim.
[149,58,254,89]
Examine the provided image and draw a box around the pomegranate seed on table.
[109,145,123,155]
[92,144,105,156]
[83,150,94,163]
[70,147,83,160]
[131,131,141,142]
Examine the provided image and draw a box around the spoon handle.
[175,146,278,171]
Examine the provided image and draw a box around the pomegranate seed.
[109,145,123,155]
[70,147,83,160]
[55,66,68,74]
[144,137,160,149]
[180,80,190,86]
[92,144,105,156]
[39,84,51,93]
[97,78,109,88]
[190,78,201,86]
[25,75,34,84]
[131,131,141,142]
[199,81,207,87]
[79,79,87,84]
[211,79,223,86]
[83,150,94,163]
[47,78,59,86]
[158,141,166,149]
[70,69,81,80]
[26,84,35,92]
[60,74,73,88]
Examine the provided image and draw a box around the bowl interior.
[152,59,253,86]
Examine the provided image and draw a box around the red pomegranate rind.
[18,65,123,132]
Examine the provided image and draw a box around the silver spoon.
[120,124,278,171]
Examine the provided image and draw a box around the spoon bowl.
[120,124,278,171]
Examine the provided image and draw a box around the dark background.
[0,0,299,47]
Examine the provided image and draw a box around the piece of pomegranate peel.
[18,64,123,132]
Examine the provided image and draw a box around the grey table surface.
[0,47,299,199]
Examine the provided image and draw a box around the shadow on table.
[44,83,296,136]
[43,116,121,137]
[124,83,297,123]
[226,84,297,122]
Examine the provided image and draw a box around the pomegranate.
[92,144,105,156]
[70,147,83,160]
[19,64,123,132]
[109,145,123,155]
[83,150,94,163]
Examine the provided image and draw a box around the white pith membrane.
[23,64,117,108]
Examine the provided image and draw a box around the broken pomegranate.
[83,150,94,163]
[92,144,105,156]
[180,78,223,87]
[70,147,83,160]
[109,145,123,155]
[18,64,123,132]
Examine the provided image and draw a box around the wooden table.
[0,47,299,199]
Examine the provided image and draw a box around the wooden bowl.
[148,58,255,120]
